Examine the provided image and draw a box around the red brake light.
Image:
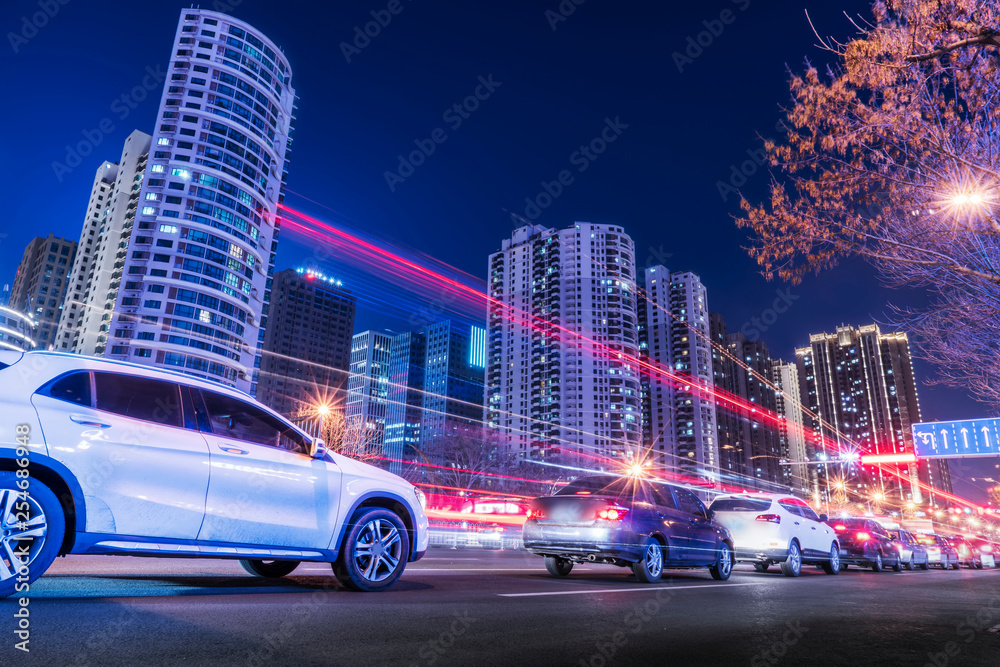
[833,524,847,531]
[755,514,781,524]
[597,506,629,521]
[856,531,871,541]
[526,508,545,520]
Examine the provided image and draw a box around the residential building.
[55,131,152,353]
[796,324,953,509]
[9,235,77,350]
[0,306,36,352]
[640,267,718,484]
[103,9,296,393]
[255,268,356,418]
[771,359,812,497]
[384,330,427,470]
[485,223,641,467]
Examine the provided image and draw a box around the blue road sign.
[912,418,1000,459]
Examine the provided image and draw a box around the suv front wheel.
[0,473,65,599]
[334,508,409,592]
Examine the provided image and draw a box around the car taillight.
[833,524,847,531]
[856,531,871,541]
[755,514,781,524]
[526,508,545,520]
[597,506,629,521]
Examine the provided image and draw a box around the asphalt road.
[4,549,1000,667]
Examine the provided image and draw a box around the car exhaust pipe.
[587,554,597,562]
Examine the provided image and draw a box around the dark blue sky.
[2,0,995,500]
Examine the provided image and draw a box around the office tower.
[485,223,641,466]
[384,330,427,471]
[9,235,77,350]
[639,266,718,484]
[255,268,356,417]
[104,9,296,393]
[0,306,36,352]
[0,285,10,307]
[346,331,394,455]
[383,321,487,474]
[796,324,953,508]
[55,131,153,353]
[771,359,812,497]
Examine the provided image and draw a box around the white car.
[708,493,839,577]
[0,350,428,596]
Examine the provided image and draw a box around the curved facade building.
[0,306,36,352]
[106,9,295,393]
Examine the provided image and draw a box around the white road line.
[499,581,764,598]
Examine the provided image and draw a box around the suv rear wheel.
[821,544,840,575]
[239,559,300,578]
[780,541,802,577]
[0,473,65,599]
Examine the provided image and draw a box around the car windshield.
[555,476,645,502]
[708,497,771,512]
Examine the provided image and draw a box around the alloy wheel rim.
[831,548,839,571]
[789,544,800,572]
[0,489,47,582]
[646,544,662,577]
[353,518,402,583]
[719,547,732,576]
[876,553,882,569]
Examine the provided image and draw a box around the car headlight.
[414,487,427,511]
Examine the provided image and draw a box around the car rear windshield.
[556,476,637,498]
[709,497,771,512]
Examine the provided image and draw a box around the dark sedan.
[886,528,930,570]
[914,533,961,569]
[830,518,901,572]
[523,475,734,583]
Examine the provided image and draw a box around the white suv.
[708,493,839,577]
[0,351,428,596]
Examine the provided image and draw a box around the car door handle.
[794,521,801,525]
[811,526,817,530]
[217,444,248,455]
[70,414,111,428]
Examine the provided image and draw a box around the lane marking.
[498,581,764,598]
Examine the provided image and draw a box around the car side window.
[778,500,804,518]
[672,487,707,518]
[797,504,821,522]
[42,371,93,406]
[93,372,183,427]
[651,484,677,510]
[200,389,307,454]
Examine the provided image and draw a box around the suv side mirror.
[705,508,715,520]
[819,513,828,523]
[310,438,328,459]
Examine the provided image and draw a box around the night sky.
[2,0,995,500]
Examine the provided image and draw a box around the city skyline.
[1,0,995,503]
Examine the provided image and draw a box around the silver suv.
[0,350,428,596]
